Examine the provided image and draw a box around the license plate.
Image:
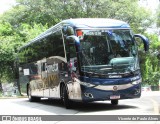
[110,95,120,99]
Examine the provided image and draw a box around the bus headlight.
[74,78,94,87]
[131,79,142,85]
[80,81,95,87]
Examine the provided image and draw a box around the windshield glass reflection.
[79,29,139,76]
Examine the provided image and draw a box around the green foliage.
[0,20,48,84]
[1,0,153,31]
[140,34,160,85]
[0,22,15,82]
[18,23,48,42]
[0,22,13,35]
[147,34,160,51]
[156,4,160,27]
[143,54,160,85]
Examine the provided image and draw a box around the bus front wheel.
[111,99,118,105]
[62,85,71,109]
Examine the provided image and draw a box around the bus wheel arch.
[27,83,33,102]
[27,83,40,102]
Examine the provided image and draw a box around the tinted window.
[18,29,65,65]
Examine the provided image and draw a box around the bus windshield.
[79,29,139,77]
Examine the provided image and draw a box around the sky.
[139,0,159,13]
[0,0,16,14]
[0,0,159,14]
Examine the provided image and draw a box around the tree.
[143,54,160,85]
[2,0,153,32]
[139,34,160,86]
[156,4,160,27]
[0,21,48,94]
[0,22,15,92]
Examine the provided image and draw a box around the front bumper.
[80,83,141,102]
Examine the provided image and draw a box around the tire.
[28,86,40,102]
[62,85,71,109]
[111,99,118,105]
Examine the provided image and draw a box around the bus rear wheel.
[62,85,71,109]
[111,99,118,105]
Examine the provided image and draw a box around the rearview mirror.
[134,34,149,52]
[66,35,80,46]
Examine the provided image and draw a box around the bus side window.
[42,63,46,71]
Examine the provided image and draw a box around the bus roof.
[19,18,130,51]
[61,18,130,28]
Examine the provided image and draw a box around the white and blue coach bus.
[17,18,149,108]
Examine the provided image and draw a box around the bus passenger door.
[41,59,50,97]
[65,40,81,100]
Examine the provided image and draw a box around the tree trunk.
[0,80,3,93]
[16,79,21,95]
[13,61,22,96]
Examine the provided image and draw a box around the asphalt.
[141,91,160,114]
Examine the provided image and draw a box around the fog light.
[84,93,93,98]
[134,88,140,95]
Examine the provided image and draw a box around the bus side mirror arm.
[134,34,149,52]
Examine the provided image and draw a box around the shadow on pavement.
[15,98,138,113]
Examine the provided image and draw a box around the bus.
[17,18,149,109]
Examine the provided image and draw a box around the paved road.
[141,91,160,115]
[0,91,159,124]
[0,96,155,115]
